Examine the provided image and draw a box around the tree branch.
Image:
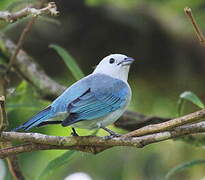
[1,121,205,158]
[0,32,66,98]
[122,109,205,137]
[184,7,205,45]
[0,143,109,158]
[0,2,59,23]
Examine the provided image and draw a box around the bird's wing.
[50,75,92,113]
[14,75,92,131]
[62,74,130,126]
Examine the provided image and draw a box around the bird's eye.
[109,58,115,64]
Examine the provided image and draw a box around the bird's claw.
[71,132,79,136]
[104,133,121,140]
[101,126,121,137]
[71,128,79,136]
[109,132,121,137]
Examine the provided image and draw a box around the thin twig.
[184,7,205,45]
[0,2,59,22]
[122,109,205,137]
[6,2,59,72]
[6,18,36,72]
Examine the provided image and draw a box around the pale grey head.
[93,54,135,82]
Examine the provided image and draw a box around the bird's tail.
[13,106,52,131]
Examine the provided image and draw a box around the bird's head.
[93,54,135,82]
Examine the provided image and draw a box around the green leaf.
[50,44,84,80]
[165,159,205,179]
[39,150,76,180]
[180,91,205,108]
[177,91,205,116]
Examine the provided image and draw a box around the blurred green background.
[1,0,205,179]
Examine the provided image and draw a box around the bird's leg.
[71,127,79,136]
[101,126,121,137]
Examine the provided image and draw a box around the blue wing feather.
[14,75,91,131]
[62,74,130,126]
[13,106,52,131]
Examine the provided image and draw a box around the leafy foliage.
[50,44,85,81]
[39,151,76,180]
[177,91,204,116]
[165,159,205,179]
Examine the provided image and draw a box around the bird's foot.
[71,128,79,136]
[101,126,121,138]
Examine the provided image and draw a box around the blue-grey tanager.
[14,54,134,136]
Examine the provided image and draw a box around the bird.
[13,54,134,136]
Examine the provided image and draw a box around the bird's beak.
[121,57,135,66]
